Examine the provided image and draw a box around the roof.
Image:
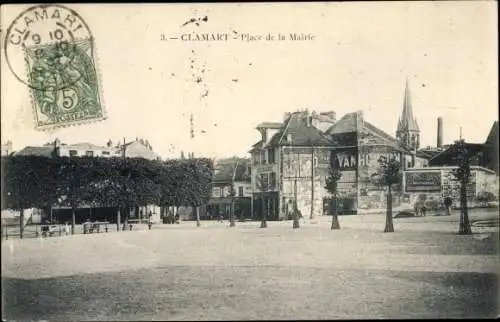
[481,121,499,173]
[326,112,403,149]
[249,140,265,153]
[65,143,113,151]
[15,146,54,157]
[267,112,333,147]
[326,113,357,134]
[364,121,399,145]
[429,142,485,166]
[416,149,438,159]
[213,158,251,183]
[484,121,498,146]
[256,122,282,129]
[415,150,433,159]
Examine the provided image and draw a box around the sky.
[1,2,498,159]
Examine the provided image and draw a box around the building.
[403,166,498,209]
[249,81,432,218]
[1,140,13,156]
[15,137,161,160]
[479,121,499,175]
[14,146,54,157]
[250,110,335,220]
[206,157,252,220]
[11,137,162,225]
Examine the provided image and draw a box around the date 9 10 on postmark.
[3,4,106,130]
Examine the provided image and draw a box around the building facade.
[15,137,161,160]
[250,81,432,218]
[207,158,252,220]
[1,141,13,156]
[403,166,498,209]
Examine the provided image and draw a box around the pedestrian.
[414,202,420,217]
[64,222,70,236]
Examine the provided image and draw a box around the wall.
[251,157,279,192]
[124,142,159,160]
[280,147,331,218]
[59,146,116,158]
[403,166,497,209]
[357,145,403,211]
[213,182,252,198]
[234,181,252,198]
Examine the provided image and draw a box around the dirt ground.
[2,211,498,320]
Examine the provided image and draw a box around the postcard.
[1,2,498,321]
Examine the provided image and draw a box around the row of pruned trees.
[1,155,213,238]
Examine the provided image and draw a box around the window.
[269,172,277,189]
[102,151,110,156]
[85,151,94,157]
[259,173,269,191]
[238,186,244,197]
[69,150,78,157]
[260,151,266,164]
[268,148,275,164]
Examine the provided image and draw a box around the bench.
[83,221,110,234]
[39,225,59,237]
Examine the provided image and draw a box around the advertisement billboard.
[405,171,442,192]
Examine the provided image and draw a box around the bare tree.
[451,139,472,235]
[325,156,342,230]
[371,156,402,233]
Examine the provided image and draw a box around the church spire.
[399,77,419,132]
[396,78,420,150]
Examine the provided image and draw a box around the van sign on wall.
[405,171,442,192]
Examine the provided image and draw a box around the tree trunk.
[196,206,201,227]
[116,208,121,232]
[260,195,267,228]
[230,198,236,227]
[19,208,24,239]
[310,148,315,219]
[331,196,340,230]
[459,183,472,235]
[71,206,76,235]
[292,200,300,229]
[293,209,300,229]
[384,185,394,233]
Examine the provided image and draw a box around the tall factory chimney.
[437,117,443,148]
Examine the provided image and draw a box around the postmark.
[3,4,106,130]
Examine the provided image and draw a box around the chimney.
[437,117,443,148]
[355,110,364,131]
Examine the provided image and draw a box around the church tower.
[396,78,420,152]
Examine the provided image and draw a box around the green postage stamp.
[4,4,106,130]
[25,38,105,130]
